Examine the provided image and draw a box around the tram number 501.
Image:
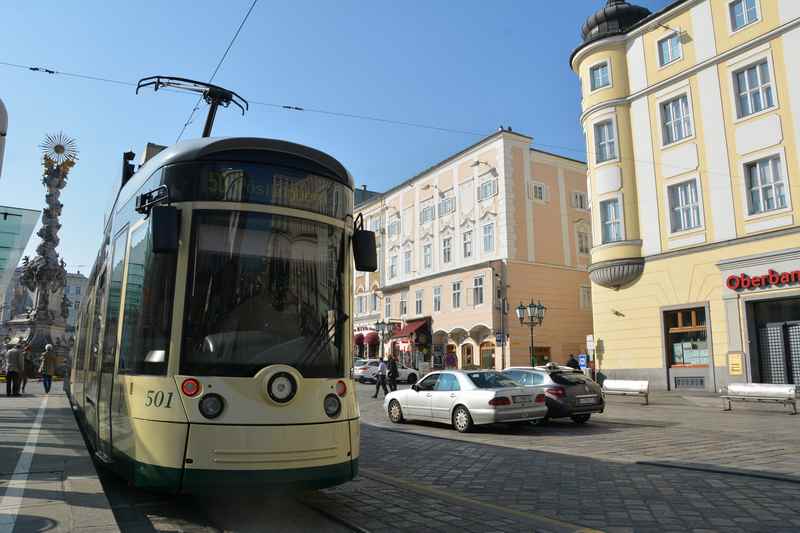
[145,390,175,408]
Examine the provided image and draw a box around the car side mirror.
[151,205,179,254]
[411,384,419,392]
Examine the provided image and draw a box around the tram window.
[117,222,176,375]
[181,211,347,378]
[103,230,128,368]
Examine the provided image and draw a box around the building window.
[529,181,547,201]
[589,62,610,91]
[600,198,622,243]
[371,293,379,313]
[745,156,787,215]
[423,243,432,270]
[433,286,441,312]
[594,120,617,163]
[385,296,391,318]
[463,230,473,258]
[735,61,774,118]
[452,281,462,309]
[730,0,758,32]
[658,33,682,67]
[438,195,455,217]
[403,250,412,274]
[369,216,381,232]
[415,289,423,315]
[477,179,498,202]
[387,214,400,239]
[473,276,484,306]
[572,191,588,210]
[577,228,591,254]
[664,307,709,367]
[420,202,435,225]
[400,291,408,316]
[442,237,452,264]
[579,286,592,310]
[356,295,366,315]
[389,255,397,278]
[482,223,494,253]
[668,179,702,233]
[661,95,693,145]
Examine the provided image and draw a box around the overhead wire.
[175,0,260,142]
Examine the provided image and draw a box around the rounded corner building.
[571,0,800,391]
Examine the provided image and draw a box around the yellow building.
[353,130,593,372]
[571,0,800,391]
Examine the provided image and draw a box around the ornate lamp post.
[516,300,546,367]
[374,320,392,360]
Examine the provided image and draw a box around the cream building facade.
[572,0,800,390]
[353,130,593,371]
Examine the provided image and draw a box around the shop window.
[664,307,709,367]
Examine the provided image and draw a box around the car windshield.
[467,371,519,389]
[180,210,347,378]
[551,372,590,385]
[354,359,367,367]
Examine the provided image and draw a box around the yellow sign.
[728,353,744,376]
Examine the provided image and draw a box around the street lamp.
[374,320,393,360]
[516,300,547,366]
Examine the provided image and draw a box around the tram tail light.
[488,397,511,406]
[335,380,347,397]
[181,378,201,397]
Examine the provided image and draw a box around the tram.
[68,134,376,493]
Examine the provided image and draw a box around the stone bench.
[721,383,798,414]
[602,379,649,405]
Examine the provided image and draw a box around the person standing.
[387,354,399,392]
[39,344,57,394]
[21,343,34,394]
[4,343,23,397]
[372,357,389,398]
[566,354,580,370]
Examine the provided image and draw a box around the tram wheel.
[388,400,405,423]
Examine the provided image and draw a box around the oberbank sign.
[726,269,800,291]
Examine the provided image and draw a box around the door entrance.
[750,298,800,384]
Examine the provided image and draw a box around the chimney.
[0,97,7,180]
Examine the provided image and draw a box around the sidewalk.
[0,381,119,532]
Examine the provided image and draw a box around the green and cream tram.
[69,137,375,493]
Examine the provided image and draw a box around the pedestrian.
[387,354,399,392]
[4,342,23,397]
[21,343,35,394]
[372,357,389,398]
[566,354,580,370]
[39,344,57,394]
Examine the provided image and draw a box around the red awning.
[392,319,427,339]
[365,331,380,345]
[353,333,364,346]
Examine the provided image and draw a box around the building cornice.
[379,260,496,293]
[646,226,800,263]
[717,247,800,271]
[579,15,800,125]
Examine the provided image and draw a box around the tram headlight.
[267,372,297,404]
[324,393,341,418]
[198,393,225,419]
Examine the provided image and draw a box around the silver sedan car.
[383,370,547,432]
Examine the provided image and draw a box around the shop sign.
[728,353,744,376]
[726,269,800,291]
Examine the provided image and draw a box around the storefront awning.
[353,333,364,346]
[392,319,427,339]
[365,331,380,345]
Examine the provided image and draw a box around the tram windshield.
[181,210,347,378]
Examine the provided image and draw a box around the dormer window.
[589,62,610,91]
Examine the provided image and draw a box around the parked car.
[352,359,419,384]
[503,363,604,424]
[384,370,547,432]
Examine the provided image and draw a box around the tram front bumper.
[181,419,358,491]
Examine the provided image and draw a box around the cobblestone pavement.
[298,383,800,533]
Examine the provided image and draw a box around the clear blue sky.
[0,0,669,271]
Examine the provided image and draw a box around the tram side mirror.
[352,229,377,272]
[151,206,179,254]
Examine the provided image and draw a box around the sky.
[0,0,670,271]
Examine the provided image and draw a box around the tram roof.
[118,137,354,210]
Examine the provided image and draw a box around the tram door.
[97,230,128,458]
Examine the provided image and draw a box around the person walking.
[21,343,34,394]
[4,342,23,397]
[372,357,389,398]
[39,344,57,394]
[566,354,580,370]
[387,354,399,392]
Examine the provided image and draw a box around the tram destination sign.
[726,269,800,291]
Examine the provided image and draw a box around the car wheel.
[406,373,417,385]
[452,406,473,433]
[388,400,404,423]
[571,413,591,424]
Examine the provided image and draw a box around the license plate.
[513,395,533,404]
[577,396,597,405]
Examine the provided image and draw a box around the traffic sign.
[586,334,595,353]
[578,354,588,369]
